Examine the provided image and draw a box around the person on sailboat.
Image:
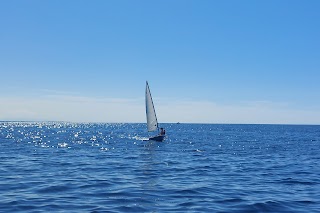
[160,128,165,136]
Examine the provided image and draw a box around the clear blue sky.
[0,0,319,124]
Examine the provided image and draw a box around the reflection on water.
[0,122,320,212]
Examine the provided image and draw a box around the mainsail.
[145,81,159,132]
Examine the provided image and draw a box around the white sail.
[145,81,158,132]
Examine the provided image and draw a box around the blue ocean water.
[0,122,319,212]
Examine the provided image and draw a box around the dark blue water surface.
[0,122,319,212]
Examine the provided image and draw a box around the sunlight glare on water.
[0,122,320,212]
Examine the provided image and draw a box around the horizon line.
[0,120,319,126]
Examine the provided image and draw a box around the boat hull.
[149,135,165,142]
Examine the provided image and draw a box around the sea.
[0,122,319,213]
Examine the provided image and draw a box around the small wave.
[280,178,317,186]
[131,136,149,141]
[57,142,69,148]
[36,184,73,194]
[239,200,314,213]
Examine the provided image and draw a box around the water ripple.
[0,122,320,212]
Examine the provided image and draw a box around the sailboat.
[145,81,165,142]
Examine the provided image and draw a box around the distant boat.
[145,81,165,142]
